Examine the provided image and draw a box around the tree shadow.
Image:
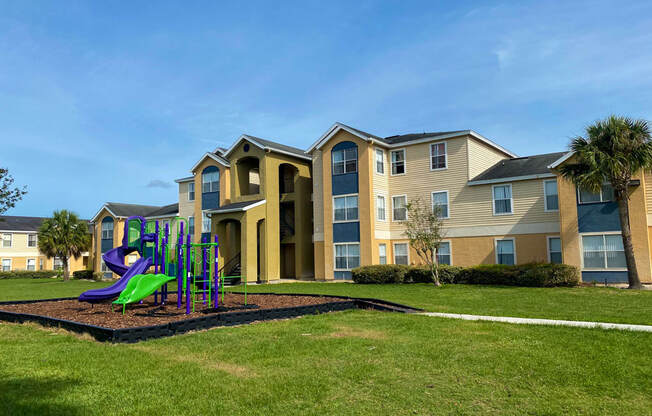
[0,375,88,415]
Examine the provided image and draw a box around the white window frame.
[101,221,114,239]
[577,183,614,204]
[430,141,448,171]
[378,243,387,265]
[393,242,410,265]
[27,234,37,247]
[492,184,513,216]
[579,231,627,271]
[547,236,562,264]
[376,195,386,222]
[375,148,385,175]
[431,190,450,219]
[390,149,407,176]
[202,169,220,193]
[333,194,359,223]
[26,258,36,271]
[392,194,408,222]
[333,243,361,271]
[202,211,211,233]
[543,179,559,212]
[494,238,516,265]
[332,147,358,175]
[436,240,452,265]
[53,257,63,270]
[2,233,12,248]
[188,215,195,236]
[1,258,11,272]
[188,182,195,201]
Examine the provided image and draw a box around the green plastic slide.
[113,273,176,312]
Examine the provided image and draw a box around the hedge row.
[352,263,579,287]
[0,270,59,279]
[72,270,94,280]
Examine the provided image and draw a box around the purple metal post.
[154,221,159,305]
[177,234,182,308]
[202,235,207,303]
[214,234,219,308]
[186,234,191,314]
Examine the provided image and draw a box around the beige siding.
[312,149,324,241]
[467,138,509,180]
[177,181,195,220]
[645,170,652,214]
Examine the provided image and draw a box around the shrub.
[457,263,579,287]
[0,270,59,279]
[405,265,464,283]
[93,272,105,281]
[72,270,94,280]
[352,265,409,284]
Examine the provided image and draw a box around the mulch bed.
[0,293,347,330]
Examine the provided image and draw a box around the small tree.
[0,168,27,216]
[560,115,652,289]
[38,210,90,281]
[404,197,447,286]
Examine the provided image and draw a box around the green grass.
[234,282,652,325]
[0,279,651,414]
[0,278,111,302]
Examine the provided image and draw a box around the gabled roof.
[0,215,91,233]
[190,152,231,173]
[206,199,266,214]
[468,152,567,185]
[223,135,311,161]
[307,122,517,157]
[174,176,194,183]
[547,151,574,169]
[90,202,178,223]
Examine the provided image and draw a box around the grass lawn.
[0,279,651,414]
[0,278,111,302]
[235,282,652,325]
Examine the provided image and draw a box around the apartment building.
[0,215,89,273]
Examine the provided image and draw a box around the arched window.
[101,217,114,239]
[202,166,220,193]
[332,142,358,175]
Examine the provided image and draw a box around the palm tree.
[38,210,90,281]
[560,115,652,289]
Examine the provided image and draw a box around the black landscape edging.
[0,293,420,343]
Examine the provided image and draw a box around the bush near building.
[353,263,579,287]
[0,271,59,279]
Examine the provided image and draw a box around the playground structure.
[79,215,247,314]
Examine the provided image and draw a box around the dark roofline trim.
[307,122,517,158]
[468,172,556,186]
[206,199,266,214]
[190,152,231,174]
[223,135,312,161]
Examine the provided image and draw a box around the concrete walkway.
[419,312,652,332]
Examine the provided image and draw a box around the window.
[188,216,195,236]
[28,234,37,247]
[334,195,359,222]
[436,242,451,265]
[548,237,562,264]
[493,184,513,215]
[578,183,614,204]
[391,149,406,175]
[202,168,219,193]
[430,142,447,170]
[376,195,386,221]
[431,191,449,219]
[188,182,195,201]
[394,243,409,265]
[544,180,558,211]
[27,258,36,271]
[101,221,113,239]
[2,233,11,248]
[53,257,63,270]
[375,149,385,174]
[582,234,626,269]
[334,243,360,270]
[202,212,211,233]
[332,147,357,175]
[128,255,137,265]
[101,259,110,274]
[379,244,387,265]
[392,195,407,221]
[496,239,515,265]
[1,259,10,272]
[39,258,43,270]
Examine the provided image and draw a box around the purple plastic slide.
[78,256,153,302]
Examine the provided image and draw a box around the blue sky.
[2,1,652,218]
